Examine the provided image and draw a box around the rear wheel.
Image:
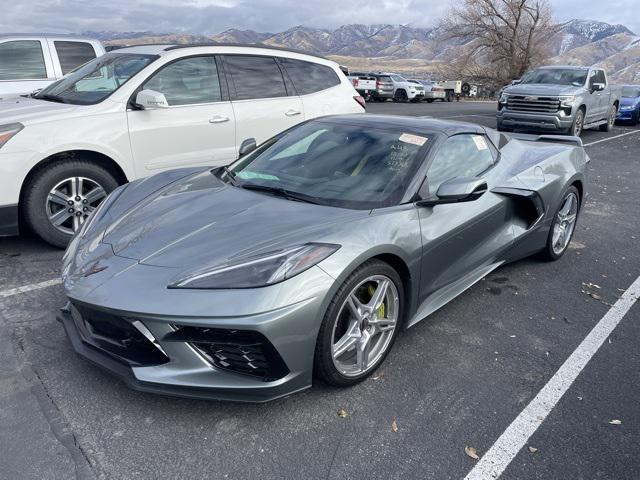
[541,186,580,261]
[426,99,434,103]
[314,260,403,386]
[599,104,617,132]
[23,159,118,248]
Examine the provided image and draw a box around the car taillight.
[351,78,359,87]
[376,80,382,87]
[354,95,366,109]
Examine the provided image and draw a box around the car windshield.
[622,86,640,97]
[36,53,157,105]
[520,68,588,87]
[229,121,433,209]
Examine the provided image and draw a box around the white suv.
[0,34,105,100]
[0,44,364,246]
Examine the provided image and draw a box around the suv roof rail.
[162,43,327,60]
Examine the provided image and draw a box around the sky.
[1,0,638,36]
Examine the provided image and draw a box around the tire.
[446,92,454,102]
[540,186,580,261]
[426,99,434,103]
[394,90,408,103]
[599,104,617,132]
[314,259,404,387]
[568,108,585,137]
[23,159,119,248]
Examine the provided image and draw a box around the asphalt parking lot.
[1,100,639,480]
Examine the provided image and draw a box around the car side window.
[143,56,221,106]
[54,41,97,74]
[224,55,288,100]
[595,70,606,85]
[588,70,597,88]
[279,58,340,95]
[427,134,495,193]
[0,40,47,80]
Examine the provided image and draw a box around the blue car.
[616,85,640,124]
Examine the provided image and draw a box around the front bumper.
[616,109,638,122]
[0,203,18,236]
[497,109,574,131]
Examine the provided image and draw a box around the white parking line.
[464,274,640,480]
[0,278,62,298]
[583,130,640,147]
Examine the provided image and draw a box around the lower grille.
[70,303,170,367]
[165,326,289,382]
[507,96,560,113]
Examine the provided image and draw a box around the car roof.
[112,42,329,60]
[0,33,97,41]
[317,114,485,136]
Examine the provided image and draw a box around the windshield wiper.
[239,183,323,205]
[37,93,68,104]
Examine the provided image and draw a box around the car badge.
[83,262,108,277]
[524,96,538,101]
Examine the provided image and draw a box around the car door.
[221,54,304,152]
[593,69,609,120]
[0,39,55,98]
[586,70,603,123]
[127,55,236,175]
[417,134,514,307]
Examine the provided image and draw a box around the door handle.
[209,116,230,123]
[285,110,302,117]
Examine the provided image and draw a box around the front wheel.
[599,105,617,132]
[23,160,119,248]
[541,186,580,261]
[394,90,408,103]
[314,260,403,386]
[568,108,585,136]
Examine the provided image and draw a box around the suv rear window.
[280,58,340,95]
[0,40,47,80]
[224,55,288,100]
[54,41,97,74]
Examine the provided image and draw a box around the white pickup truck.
[0,34,105,100]
[346,72,377,100]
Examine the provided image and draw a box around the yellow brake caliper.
[367,284,385,318]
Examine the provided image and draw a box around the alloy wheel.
[46,176,107,235]
[331,275,399,377]
[551,192,578,255]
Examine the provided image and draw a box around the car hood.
[0,96,80,125]
[505,84,583,96]
[101,170,367,269]
[620,96,640,107]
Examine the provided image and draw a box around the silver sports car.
[59,115,588,402]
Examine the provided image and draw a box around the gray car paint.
[60,115,588,402]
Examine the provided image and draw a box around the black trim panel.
[0,204,19,236]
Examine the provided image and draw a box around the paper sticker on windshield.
[399,133,428,146]
[472,135,488,151]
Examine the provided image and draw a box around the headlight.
[558,95,576,108]
[620,105,633,111]
[169,243,340,289]
[499,92,509,103]
[0,123,24,149]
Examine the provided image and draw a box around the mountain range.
[88,19,639,84]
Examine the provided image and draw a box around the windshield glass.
[622,86,640,97]
[520,68,588,87]
[36,53,157,105]
[230,121,433,209]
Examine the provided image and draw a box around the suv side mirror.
[135,89,169,109]
[416,177,488,207]
[592,82,605,92]
[239,138,257,157]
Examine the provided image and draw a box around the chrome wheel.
[573,111,583,136]
[46,177,106,235]
[551,192,578,255]
[331,275,399,377]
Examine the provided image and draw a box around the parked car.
[368,73,395,102]
[346,72,377,101]
[410,80,446,103]
[0,34,105,100]
[0,44,364,247]
[616,85,640,125]
[497,65,621,136]
[386,74,424,102]
[59,114,588,402]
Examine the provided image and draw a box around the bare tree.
[438,0,557,87]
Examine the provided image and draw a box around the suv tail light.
[351,78,359,87]
[354,95,366,109]
[376,80,382,87]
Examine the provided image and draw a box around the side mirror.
[238,138,257,157]
[591,83,605,92]
[135,89,169,109]
[416,177,488,207]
